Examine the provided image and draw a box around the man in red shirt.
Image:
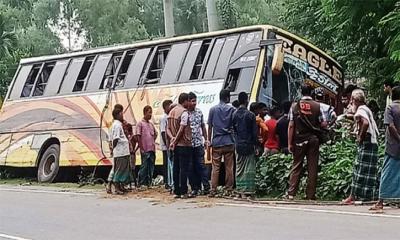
[264,106,281,156]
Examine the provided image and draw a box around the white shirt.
[160,113,168,151]
[110,120,130,158]
[354,105,379,144]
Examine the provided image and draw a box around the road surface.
[0,186,399,240]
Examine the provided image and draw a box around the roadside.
[1,182,400,217]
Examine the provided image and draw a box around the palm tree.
[0,14,17,59]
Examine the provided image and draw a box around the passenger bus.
[0,25,344,182]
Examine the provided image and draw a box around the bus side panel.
[0,80,224,167]
[54,128,110,167]
[0,134,12,165]
[3,133,37,167]
[114,80,224,165]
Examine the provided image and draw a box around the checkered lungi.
[350,141,379,201]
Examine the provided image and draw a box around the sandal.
[369,204,383,211]
[341,196,355,205]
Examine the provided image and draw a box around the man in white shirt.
[160,100,173,190]
[107,106,131,194]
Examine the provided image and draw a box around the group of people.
[105,80,400,207]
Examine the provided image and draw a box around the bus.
[0,25,344,182]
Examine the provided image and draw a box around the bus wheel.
[37,144,60,183]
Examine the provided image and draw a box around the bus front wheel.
[37,144,60,183]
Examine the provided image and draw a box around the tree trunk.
[206,0,220,31]
[163,0,175,37]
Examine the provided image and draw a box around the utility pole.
[163,0,175,37]
[206,0,220,31]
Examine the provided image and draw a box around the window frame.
[20,63,44,98]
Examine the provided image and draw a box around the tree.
[73,0,150,47]
[217,0,238,29]
[0,14,16,58]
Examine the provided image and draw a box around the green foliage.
[256,129,385,200]
[0,14,17,58]
[217,0,238,29]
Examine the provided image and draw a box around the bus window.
[115,50,135,88]
[84,54,112,92]
[73,56,95,92]
[214,35,239,79]
[160,42,189,84]
[145,46,170,84]
[124,48,151,89]
[8,65,32,100]
[32,62,56,97]
[203,38,225,79]
[179,40,213,82]
[224,67,255,94]
[224,68,240,91]
[191,39,212,80]
[44,59,71,96]
[99,53,122,89]
[21,64,41,98]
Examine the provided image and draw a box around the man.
[232,92,258,198]
[136,106,157,188]
[187,92,211,196]
[342,89,380,204]
[160,99,173,190]
[370,86,400,210]
[264,106,281,156]
[250,102,269,156]
[168,93,192,198]
[275,101,291,154]
[108,106,132,194]
[287,84,327,200]
[384,80,395,107]
[314,87,337,126]
[207,89,235,197]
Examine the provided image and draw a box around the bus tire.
[37,144,60,183]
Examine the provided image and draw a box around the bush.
[256,129,385,200]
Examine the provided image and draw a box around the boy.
[160,100,174,190]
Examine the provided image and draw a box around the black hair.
[384,80,395,88]
[343,84,358,96]
[188,92,197,100]
[112,108,122,120]
[238,92,248,105]
[392,86,400,101]
[143,105,152,115]
[270,106,281,116]
[281,101,292,114]
[162,100,173,110]
[232,100,240,108]
[258,102,267,109]
[249,102,258,113]
[114,104,123,111]
[219,89,230,102]
[178,93,189,104]
[301,83,313,96]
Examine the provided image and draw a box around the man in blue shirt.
[232,92,258,198]
[207,89,235,197]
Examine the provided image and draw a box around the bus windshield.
[258,30,344,108]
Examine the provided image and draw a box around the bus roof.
[20,25,341,68]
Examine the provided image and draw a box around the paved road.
[0,187,399,240]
